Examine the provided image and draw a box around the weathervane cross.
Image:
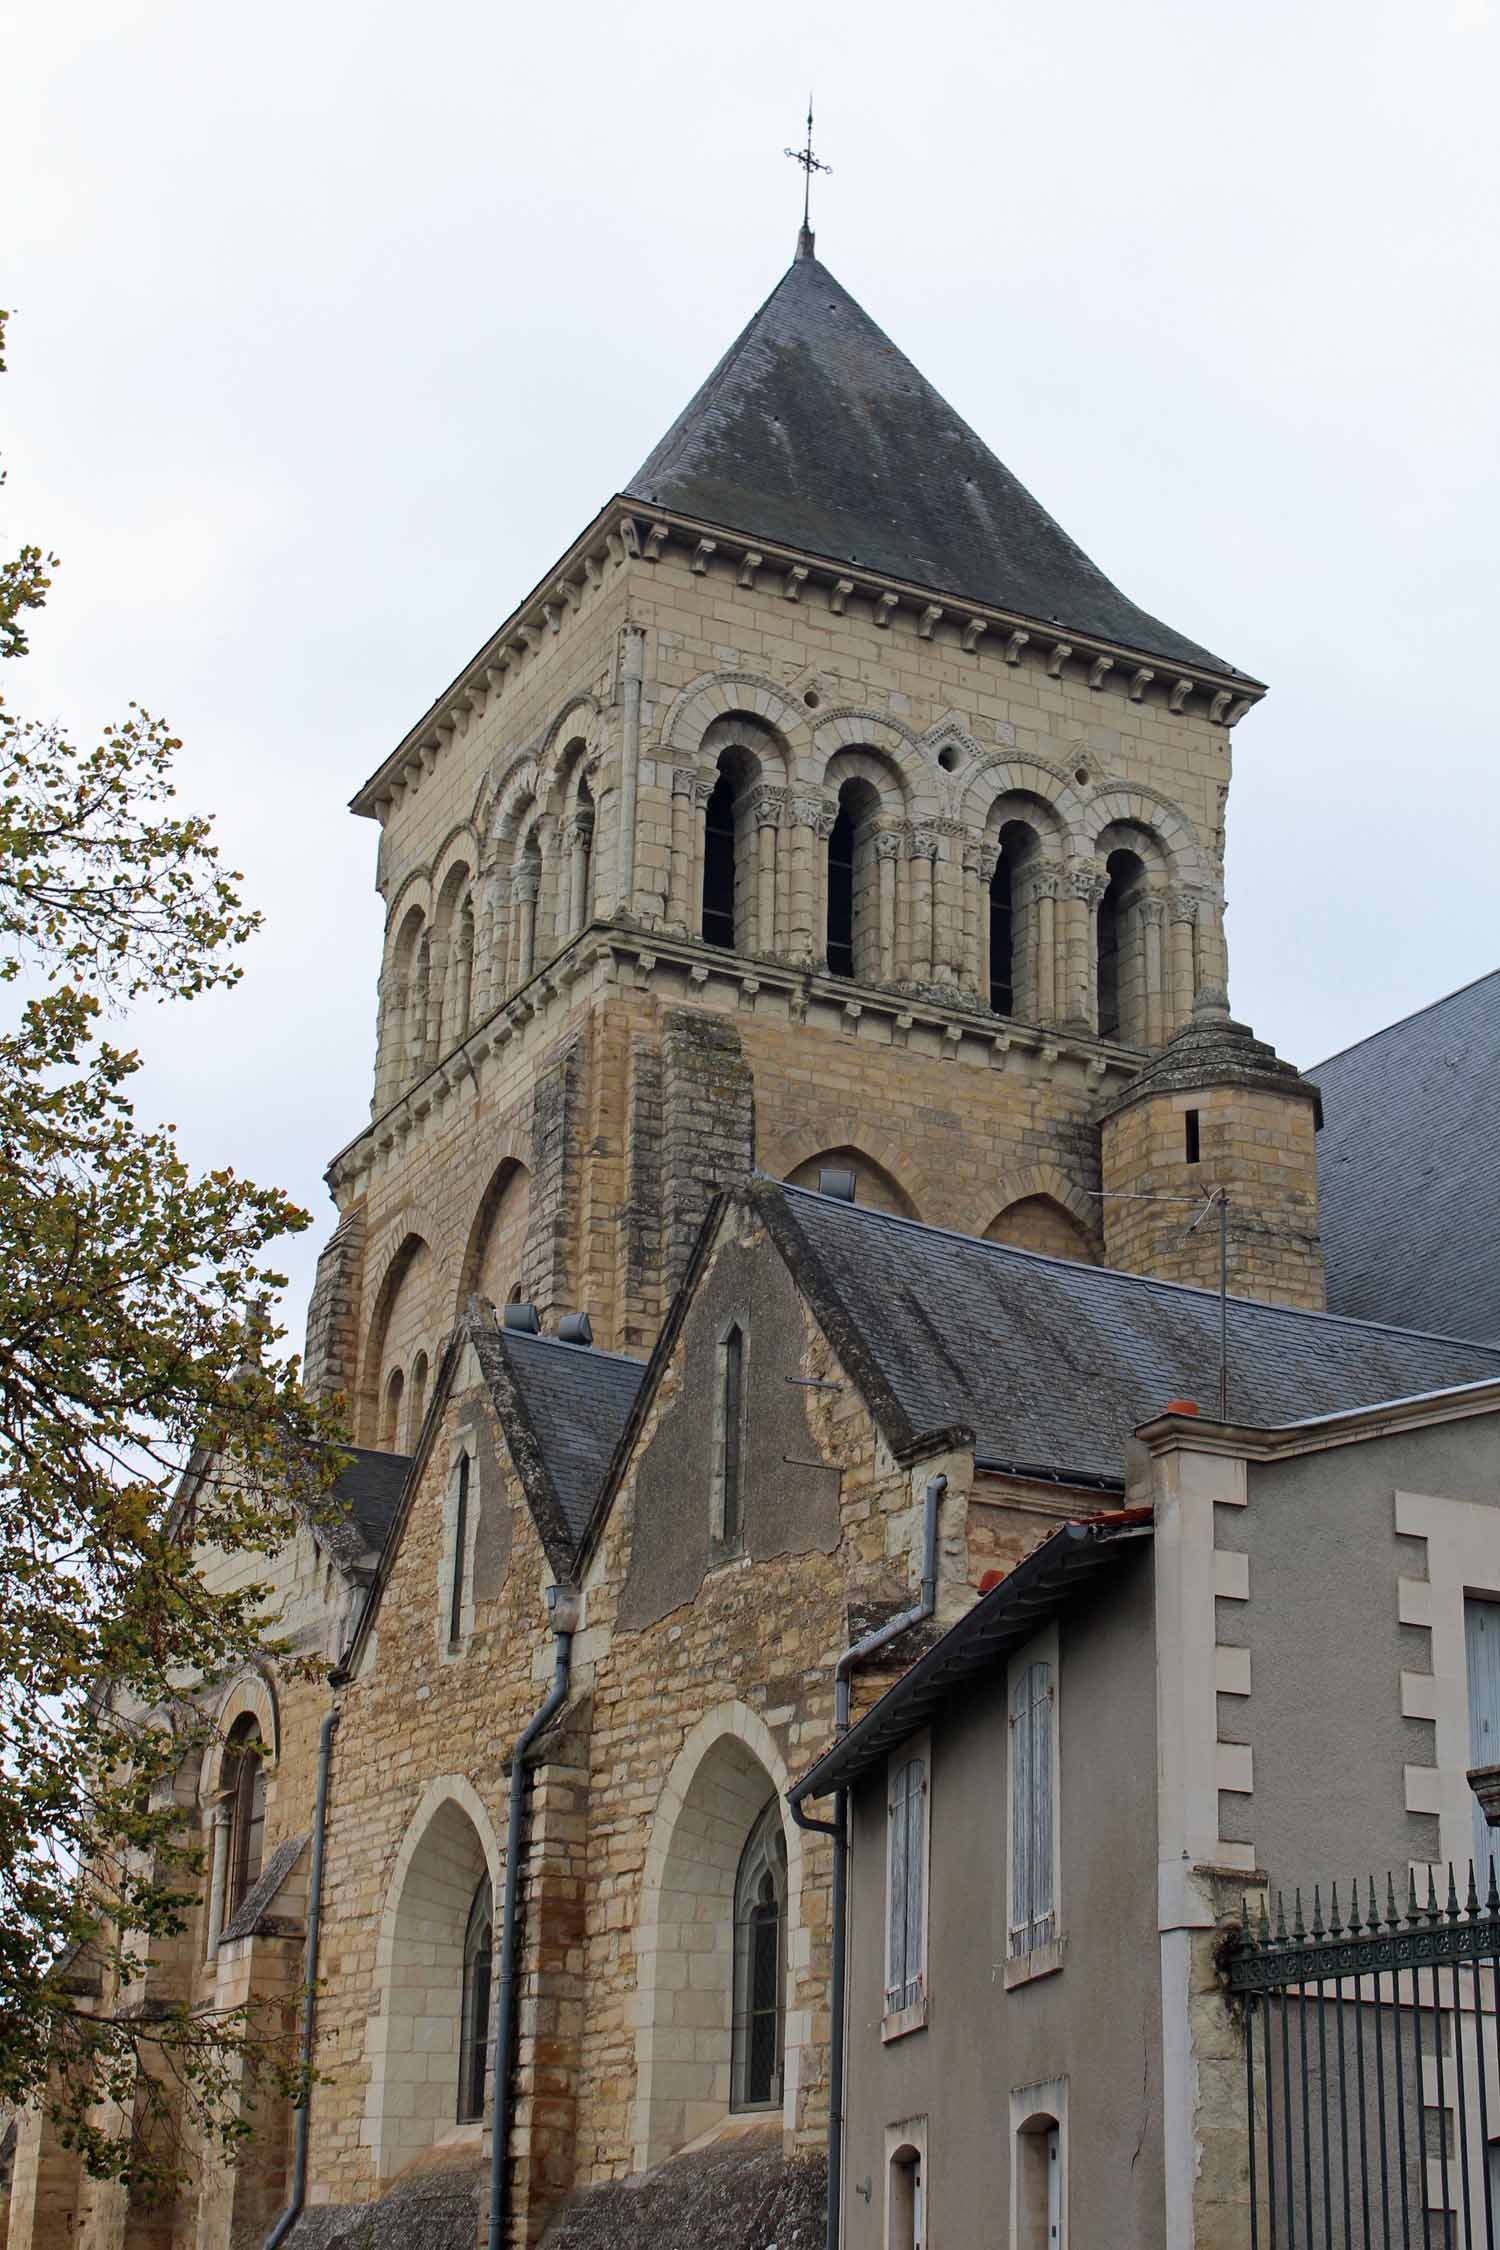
[784,96,831,236]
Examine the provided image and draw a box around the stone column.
[566,811,594,939]
[372,967,399,1110]
[668,767,697,934]
[1061,861,1107,1034]
[973,840,999,1005]
[749,788,785,956]
[407,933,432,1076]
[1139,893,1168,1047]
[513,866,539,986]
[1168,887,1202,1031]
[906,827,939,986]
[204,1803,230,1958]
[1032,866,1060,1027]
[874,830,901,983]
[788,794,835,968]
[928,821,965,989]
[476,870,509,1017]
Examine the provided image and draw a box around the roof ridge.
[773,1180,1500,1357]
[1313,964,1500,1073]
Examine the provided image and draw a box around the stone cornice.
[1137,1377,1500,1463]
[324,919,1147,1200]
[349,493,1267,823]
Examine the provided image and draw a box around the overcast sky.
[7,0,1497,1335]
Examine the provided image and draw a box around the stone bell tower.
[304,230,1285,1435]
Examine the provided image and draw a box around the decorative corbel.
[830,578,854,615]
[1227,697,1253,726]
[962,618,988,654]
[508,634,530,665]
[918,604,944,640]
[484,664,508,695]
[554,577,582,612]
[1209,690,1233,724]
[1128,667,1154,702]
[1047,642,1073,678]
[1088,657,1115,692]
[739,551,764,589]
[618,516,642,560]
[841,1001,863,1034]
[1170,679,1194,714]
[874,591,900,628]
[644,522,670,563]
[783,565,809,602]
[518,622,543,654]
[582,554,603,591]
[1005,630,1030,666]
[541,603,561,636]
[691,539,717,575]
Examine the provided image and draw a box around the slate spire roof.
[627,251,1240,677]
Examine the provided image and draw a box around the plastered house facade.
[3,234,1397,2250]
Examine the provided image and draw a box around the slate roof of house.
[489,1328,647,1541]
[627,247,1242,678]
[328,1445,411,1555]
[757,1181,1500,1486]
[1314,968,1500,1346]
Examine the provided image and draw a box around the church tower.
[304,232,1309,1439]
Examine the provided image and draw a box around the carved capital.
[565,812,595,849]
[513,869,540,905]
[791,794,837,837]
[1168,886,1204,925]
[906,826,941,862]
[693,777,718,810]
[872,829,905,862]
[749,786,787,829]
[671,765,699,799]
[1065,862,1109,905]
[1137,892,1168,929]
[976,841,1001,881]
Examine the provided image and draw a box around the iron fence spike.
[1258,1894,1271,1945]
[1293,1887,1306,1942]
[1427,1866,1441,1923]
[1275,1890,1288,1942]
[1467,1861,1481,1917]
[1489,1857,1499,1916]
[1367,1872,1379,1929]
[1408,1867,1420,1924]
[1349,1877,1363,1936]
[1386,1870,1400,1931]
[1447,1863,1461,1922]
[1312,1883,1325,1940]
[1330,1879,1343,1938]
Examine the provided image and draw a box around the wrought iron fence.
[1229,1867,1500,2248]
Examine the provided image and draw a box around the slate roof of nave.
[328,1445,411,1555]
[754,1180,1500,1487]
[481,1326,646,1543]
[627,246,1243,677]
[1314,967,1500,1346]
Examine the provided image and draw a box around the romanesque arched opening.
[825,776,882,981]
[362,1232,433,1448]
[364,1789,498,2182]
[786,1146,918,1220]
[984,1196,1099,1265]
[633,1724,801,2170]
[460,1158,532,1316]
[702,744,760,953]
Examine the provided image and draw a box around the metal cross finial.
[785,95,831,239]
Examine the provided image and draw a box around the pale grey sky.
[7,0,1497,1333]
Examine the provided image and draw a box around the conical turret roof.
[627,249,1242,676]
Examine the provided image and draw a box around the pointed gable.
[627,248,1239,676]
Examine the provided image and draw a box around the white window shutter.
[1012,1678,1032,1942]
[888,1776,908,1994]
[1033,1665,1054,1935]
[905,1770,925,1988]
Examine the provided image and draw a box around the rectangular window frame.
[882,1730,931,2041]
[1006,1622,1064,1988]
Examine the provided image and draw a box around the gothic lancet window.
[457,1875,493,2123]
[382,1365,404,1451]
[731,1798,787,2109]
[448,1453,470,1648]
[224,1716,267,1915]
[716,1324,745,1547]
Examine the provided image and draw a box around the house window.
[448,1453,471,1648]
[1009,1650,1057,1960]
[885,1741,929,2030]
[457,1875,493,2123]
[889,2143,924,2248]
[731,1797,787,2109]
[1466,1597,1500,1887]
[224,1716,266,1915]
[715,1323,746,1549]
[1014,2111,1063,2249]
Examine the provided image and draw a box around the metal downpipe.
[262,1703,340,2250]
[789,1473,947,2250]
[486,1624,573,2250]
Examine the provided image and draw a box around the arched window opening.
[889,2142,925,2250]
[457,1875,493,2123]
[826,798,856,977]
[1096,848,1144,1041]
[702,768,738,949]
[731,1798,787,2110]
[381,1366,405,1451]
[716,1324,745,1548]
[983,1196,1099,1266]
[990,820,1040,1018]
[567,778,595,939]
[512,832,542,986]
[224,1717,266,1915]
[410,1351,429,1441]
[1016,2113,1062,2250]
[450,895,475,1045]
